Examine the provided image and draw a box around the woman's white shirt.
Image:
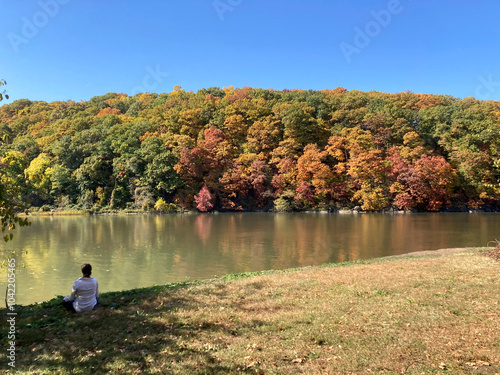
[63,277,99,312]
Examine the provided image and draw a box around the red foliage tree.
[194,184,214,212]
[175,126,236,192]
[295,181,314,206]
[389,151,457,211]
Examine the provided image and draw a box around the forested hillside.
[1,87,499,212]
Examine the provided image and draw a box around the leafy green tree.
[0,81,30,242]
[139,136,183,197]
[274,195,292,212]
[47,165,72,197]
[24,153,52,201]
[0,169,30,242]
[73,155,112,194]
[280,103,328,148]
[1,150,29,200]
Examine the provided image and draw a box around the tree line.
[0,86,499,212]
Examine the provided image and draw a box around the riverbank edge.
[20,206,500,217]
[4,247,488,311]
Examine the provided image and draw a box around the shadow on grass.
[0,282,267,374]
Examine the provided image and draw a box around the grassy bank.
[1,249,499,374]
[24,208,191,216]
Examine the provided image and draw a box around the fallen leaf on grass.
[243,356,262,369]
[292,358,304,364]
[466,361,491,367]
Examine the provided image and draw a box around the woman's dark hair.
[81,263,92,277]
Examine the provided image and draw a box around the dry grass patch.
[1,249,499,374]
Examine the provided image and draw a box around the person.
[62,263,99,313]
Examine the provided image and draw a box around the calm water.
[1,212,499,305]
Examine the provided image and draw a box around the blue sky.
[1,0,500,104]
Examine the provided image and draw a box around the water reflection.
[1,212,499,305]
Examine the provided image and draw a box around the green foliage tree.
[2,150,29,200]
[273,195,292,212]
[0,81,30,242]
[24,153,52,200]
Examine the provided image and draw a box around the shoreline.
[4,247,487,309]
[21,207,500,217]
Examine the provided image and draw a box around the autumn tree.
[362,112,393,149]
[195,184,214,212]
[296,144,335,204]
[389,151,457,211]
[220,153,272,209]
[326,127,389,210]
[244,116,283,157]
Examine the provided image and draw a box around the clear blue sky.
[1,0,500,104]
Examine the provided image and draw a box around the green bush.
[273,196,292,212]
[155,198,177,212]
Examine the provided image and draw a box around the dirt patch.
[402,247,473,257]
[398,246,500,262]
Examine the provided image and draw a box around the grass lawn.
[1,248,499,374]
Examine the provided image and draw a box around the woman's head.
[81,263,92,277]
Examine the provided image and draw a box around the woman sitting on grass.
[62,263,99,313]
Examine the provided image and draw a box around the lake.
[1,212,499,305]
